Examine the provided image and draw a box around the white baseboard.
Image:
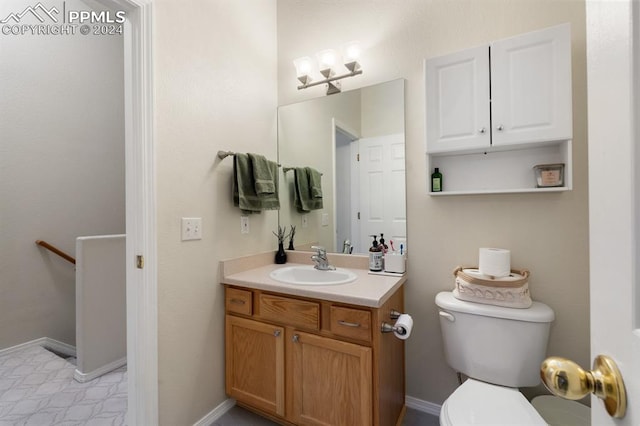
[74,356,127,383]
[406,395,442,417]
[0,337,76,358]
[193,398,236,426]
[192,396,437,425]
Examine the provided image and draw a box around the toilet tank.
[435,291,555,388]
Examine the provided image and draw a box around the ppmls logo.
[0,3,59,24]
[1,2,126,36]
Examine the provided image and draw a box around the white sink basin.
[270,265,357,286]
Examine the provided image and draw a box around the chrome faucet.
[311,246,335,270]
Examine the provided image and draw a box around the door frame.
[332,119,360,252]
[110,0,158,424]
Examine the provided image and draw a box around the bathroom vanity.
[221,252,406,426]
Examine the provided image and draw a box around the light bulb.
[293,56,312,77]
[343,41,361,72]
[343,41,361,62]
[316,49,340,78]
[293,56,313,85]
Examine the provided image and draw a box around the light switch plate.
[321,213,329,227]
[181,217,202,241]
[240,216,250,234]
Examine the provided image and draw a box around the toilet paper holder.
[380,309,405,334]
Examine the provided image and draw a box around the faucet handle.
[311,246,326,255]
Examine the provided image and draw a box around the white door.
[587,1,638,424]
[358,134,406,254]
[425,45,490,153]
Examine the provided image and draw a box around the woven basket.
[453,266,532,308]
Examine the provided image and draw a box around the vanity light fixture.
[293,41,363,95]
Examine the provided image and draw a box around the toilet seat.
[440,379,547,425]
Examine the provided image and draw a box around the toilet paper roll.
[479,248,511,278]
[393,314,413,340]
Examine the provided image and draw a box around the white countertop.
[222,262,406,308]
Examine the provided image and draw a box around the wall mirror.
[278,79,406,254]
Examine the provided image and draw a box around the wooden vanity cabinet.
[224,284,405,426]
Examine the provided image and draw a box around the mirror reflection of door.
[334,125,406,254]
[357,134,406,254]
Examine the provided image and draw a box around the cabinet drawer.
[259,294,319,331]
[330,306,372,342]
[226,288,253,316]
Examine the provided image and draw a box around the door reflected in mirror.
[278,79,406,254]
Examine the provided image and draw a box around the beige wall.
[154,0,278,424]
[278,0,589,405]
[0,0,124,350]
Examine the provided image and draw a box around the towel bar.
[282,167,323,176]
[217,150,281,167]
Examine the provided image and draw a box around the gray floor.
[211,405,439,426]
[0,345,127,425]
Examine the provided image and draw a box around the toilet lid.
[440,379,547,426]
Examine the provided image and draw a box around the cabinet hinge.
[136,255,144,269]
[357,153,360,161]
[357,212,361,220]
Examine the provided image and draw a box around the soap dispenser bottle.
[369,235,383,272]
[379,233,388,254]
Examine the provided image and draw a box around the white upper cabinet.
[425,46,490,153]
[491,24,572,147]
[424,24,573,195]
[425,23,572,154]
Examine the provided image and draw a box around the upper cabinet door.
[425,45,490,153]
[491,23,572,146]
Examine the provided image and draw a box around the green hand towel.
[294,167,323,212]
[306,167,323,199]
[233,153,280,214]
[248,153,275,194]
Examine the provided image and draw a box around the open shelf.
[426,140,572,196]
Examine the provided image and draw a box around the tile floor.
[0,345,127,425]
[210,405,440,426]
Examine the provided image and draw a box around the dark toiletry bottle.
[431,168,443,192]
[379,233,388,254]
[368,235,383,272]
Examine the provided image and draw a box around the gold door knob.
[540,355,627,418]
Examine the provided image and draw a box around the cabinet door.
[290,331,372,426]
[491,23,572,146]
[425,45,490,153]
[225,315,285,416]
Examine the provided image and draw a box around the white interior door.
[358,134,406,254]
[587,1,638,424]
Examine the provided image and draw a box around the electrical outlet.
[240,216,250,234]
[302,214,308,228]
[181,217,202,241]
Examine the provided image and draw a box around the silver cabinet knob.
[292,334,299,343]
[274,330,281,337]
[479,127,486,134]
[497,124,504,131]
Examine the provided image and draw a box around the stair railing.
[35,240,76,265]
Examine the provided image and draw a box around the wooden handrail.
[35,240,76,265]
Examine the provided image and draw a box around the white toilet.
[435,291,588,425]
